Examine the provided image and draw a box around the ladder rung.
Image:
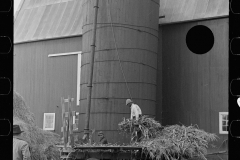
[63,98,74,103]
[64,99,69,103]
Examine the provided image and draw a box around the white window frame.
[77,54,81,106]
[48,51,81,57]
[48,51,82,106]
[73,112,79,131]
[43,113,55,130]
[219,112,228,134]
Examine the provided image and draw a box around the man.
[126,99,142,120]
[13,125,31,160]
[97,131,108,144]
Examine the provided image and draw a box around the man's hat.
[126,99,133,105]
[98,131,104,136]
[13,125,24,135]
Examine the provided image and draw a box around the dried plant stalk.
[119,116,218,160]
[13,91,61,160]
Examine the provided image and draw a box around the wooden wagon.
[58,146,143,160]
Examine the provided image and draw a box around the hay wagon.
[59,146,143,160]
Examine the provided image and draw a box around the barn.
[157,0,229,158]
[14,0,228,158]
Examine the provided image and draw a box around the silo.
[79,0,159,143]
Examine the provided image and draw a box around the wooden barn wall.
[158,18,228,152]
[14,37,82,134]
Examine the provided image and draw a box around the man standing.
[126,99,142,120]
[13,125,31,160]
[97,131,108,144]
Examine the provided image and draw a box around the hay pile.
[13,91,61,160]
[13,91,35,125]
[119,115,164,141]
[118,116,218,160]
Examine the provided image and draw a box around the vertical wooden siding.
[158,18,228,150]
[14,37,82,135]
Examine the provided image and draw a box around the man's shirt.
[130,104,142,120]
[13,137,31,160]
[99,137,108,144]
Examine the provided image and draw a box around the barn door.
[48,51,82,134]
[48,51,82,106]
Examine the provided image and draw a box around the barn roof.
[159,0,229,24]
[14,0,85,44]
[14,0,228,44]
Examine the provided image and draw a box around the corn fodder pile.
[118,115,164,141]
[118,116,218,160]
[13,91,35,125]
[13,91,61,160]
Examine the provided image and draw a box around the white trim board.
[48,51,82,57]
[77,54,81,106]
[48,51,82,106]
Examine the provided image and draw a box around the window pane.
[226,115,228,120]
[222,126,227,131]
[223,121,226,125]
[222,115,227,120]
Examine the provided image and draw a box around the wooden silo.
[79,0,159,143]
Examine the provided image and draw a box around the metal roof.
[14,0,85,43]
[159,0,228,24]
[14,0,229,43]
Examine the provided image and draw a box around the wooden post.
[84,0,99,142]
[66,97,70,144]
[61,97,67,149]
[62,96,75,148]
[69,97,74,147]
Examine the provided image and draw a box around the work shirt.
[99,137,108,144]
[130,104,142,120]
[13,137,31,160]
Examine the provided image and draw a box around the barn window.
[186,25,214,54]
[43,113,55,130]
[219,112,228,134]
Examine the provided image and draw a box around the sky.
[14,0,21,14]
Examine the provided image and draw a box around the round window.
[186,25,214,55]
